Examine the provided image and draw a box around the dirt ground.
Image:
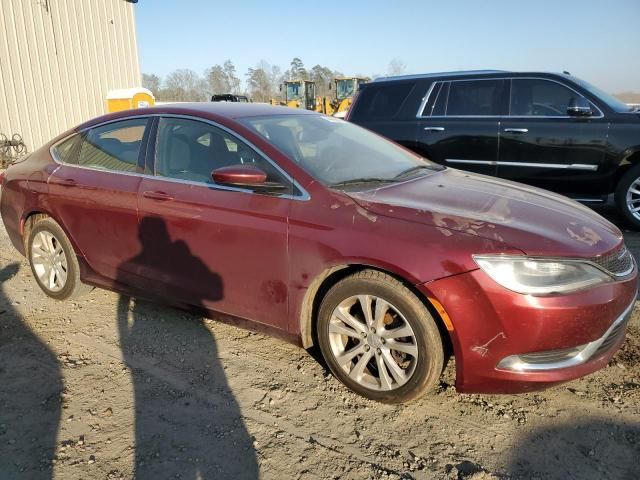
[0,206,639,480]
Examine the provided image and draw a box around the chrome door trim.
[445,159,598,171]
[445,159,495,166]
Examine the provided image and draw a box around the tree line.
[142,57,408,103]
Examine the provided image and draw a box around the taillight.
[0,171,5,185]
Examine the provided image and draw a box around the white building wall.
[0,0,140,152]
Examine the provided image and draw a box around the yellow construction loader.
[318,77,368,115]
[274,80,318,110]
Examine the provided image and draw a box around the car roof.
[76,102,316,131]
[145,102,316,118]
[372,70,571,84]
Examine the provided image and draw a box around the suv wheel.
[615,165,640,230]
[27,217,92,300]
[317,269,444,404]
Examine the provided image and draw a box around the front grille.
[594,317,629,357]
[591,245,634,277]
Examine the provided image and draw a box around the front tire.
[615,165,640,230]
[27,217,92,300]
[317,270,444,404]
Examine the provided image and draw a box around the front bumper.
[421,268,638,394]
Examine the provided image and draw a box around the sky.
[135,0,640,93]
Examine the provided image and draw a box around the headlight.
[473,255,611,295]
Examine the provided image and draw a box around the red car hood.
[347,168,623,258]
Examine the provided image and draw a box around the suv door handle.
[143,190,174,201]
[58,178,77,187]
[423,127,445,132]
[504,128,529,134]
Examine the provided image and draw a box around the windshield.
[336,79,355,100]
[286,83,302,101]
[571,77,633,112]
[239,114,440,187]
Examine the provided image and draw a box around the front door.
[417,79,506,176]
[137,116,292,329]
[47,117,149,282]
[497,78,609,197]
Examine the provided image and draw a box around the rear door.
[497,78,609,197]
[137,116,293,329]
[47,117,150,282]
[417,79,506,176]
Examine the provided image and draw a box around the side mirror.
[567,97,593,117]
[211,165,267,187]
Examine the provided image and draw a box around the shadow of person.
[506,418,640,479]
[115,216,258,479]
[0,263,62,479]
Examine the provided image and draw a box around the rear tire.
[317,269,444,404]
[27,217,92,300]
[615,165,640,230]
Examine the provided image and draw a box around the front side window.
[446,80,504,116]
[77,118,147,172]
[154,117,288,189]
[239,114,441,187]
[510,79,588,117]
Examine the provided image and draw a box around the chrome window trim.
[416,76,605,119]
[50,113,311,202]
[415,81,437,118]
[445,158,598,171]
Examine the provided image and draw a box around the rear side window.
[77,118,147,172]
[350,82,415,121]
[446,80,504,116]
[510,79,585,117]
[52,134,80,163]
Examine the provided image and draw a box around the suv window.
[446,80,504,116]
[350,82,415,121]
[77,118,147,172]
[154,117,288,189]
[510,79,585,117]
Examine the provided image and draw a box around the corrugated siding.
[0,0,140,153]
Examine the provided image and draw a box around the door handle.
[58,178,77,187]
[504,128,529,134]
[143,190,174,201]
[423,127,445,132]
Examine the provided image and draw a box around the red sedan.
[0,103,636,403]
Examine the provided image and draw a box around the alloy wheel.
[328,294,418,391]
[31,231,68,292]
[626,177,640,221]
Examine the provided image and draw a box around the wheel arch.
[299,264,454,359]
[21,210,85,259]
[614,148,640,185]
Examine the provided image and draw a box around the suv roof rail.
[373,70,509,83]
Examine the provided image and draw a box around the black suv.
[348,70,640,227]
